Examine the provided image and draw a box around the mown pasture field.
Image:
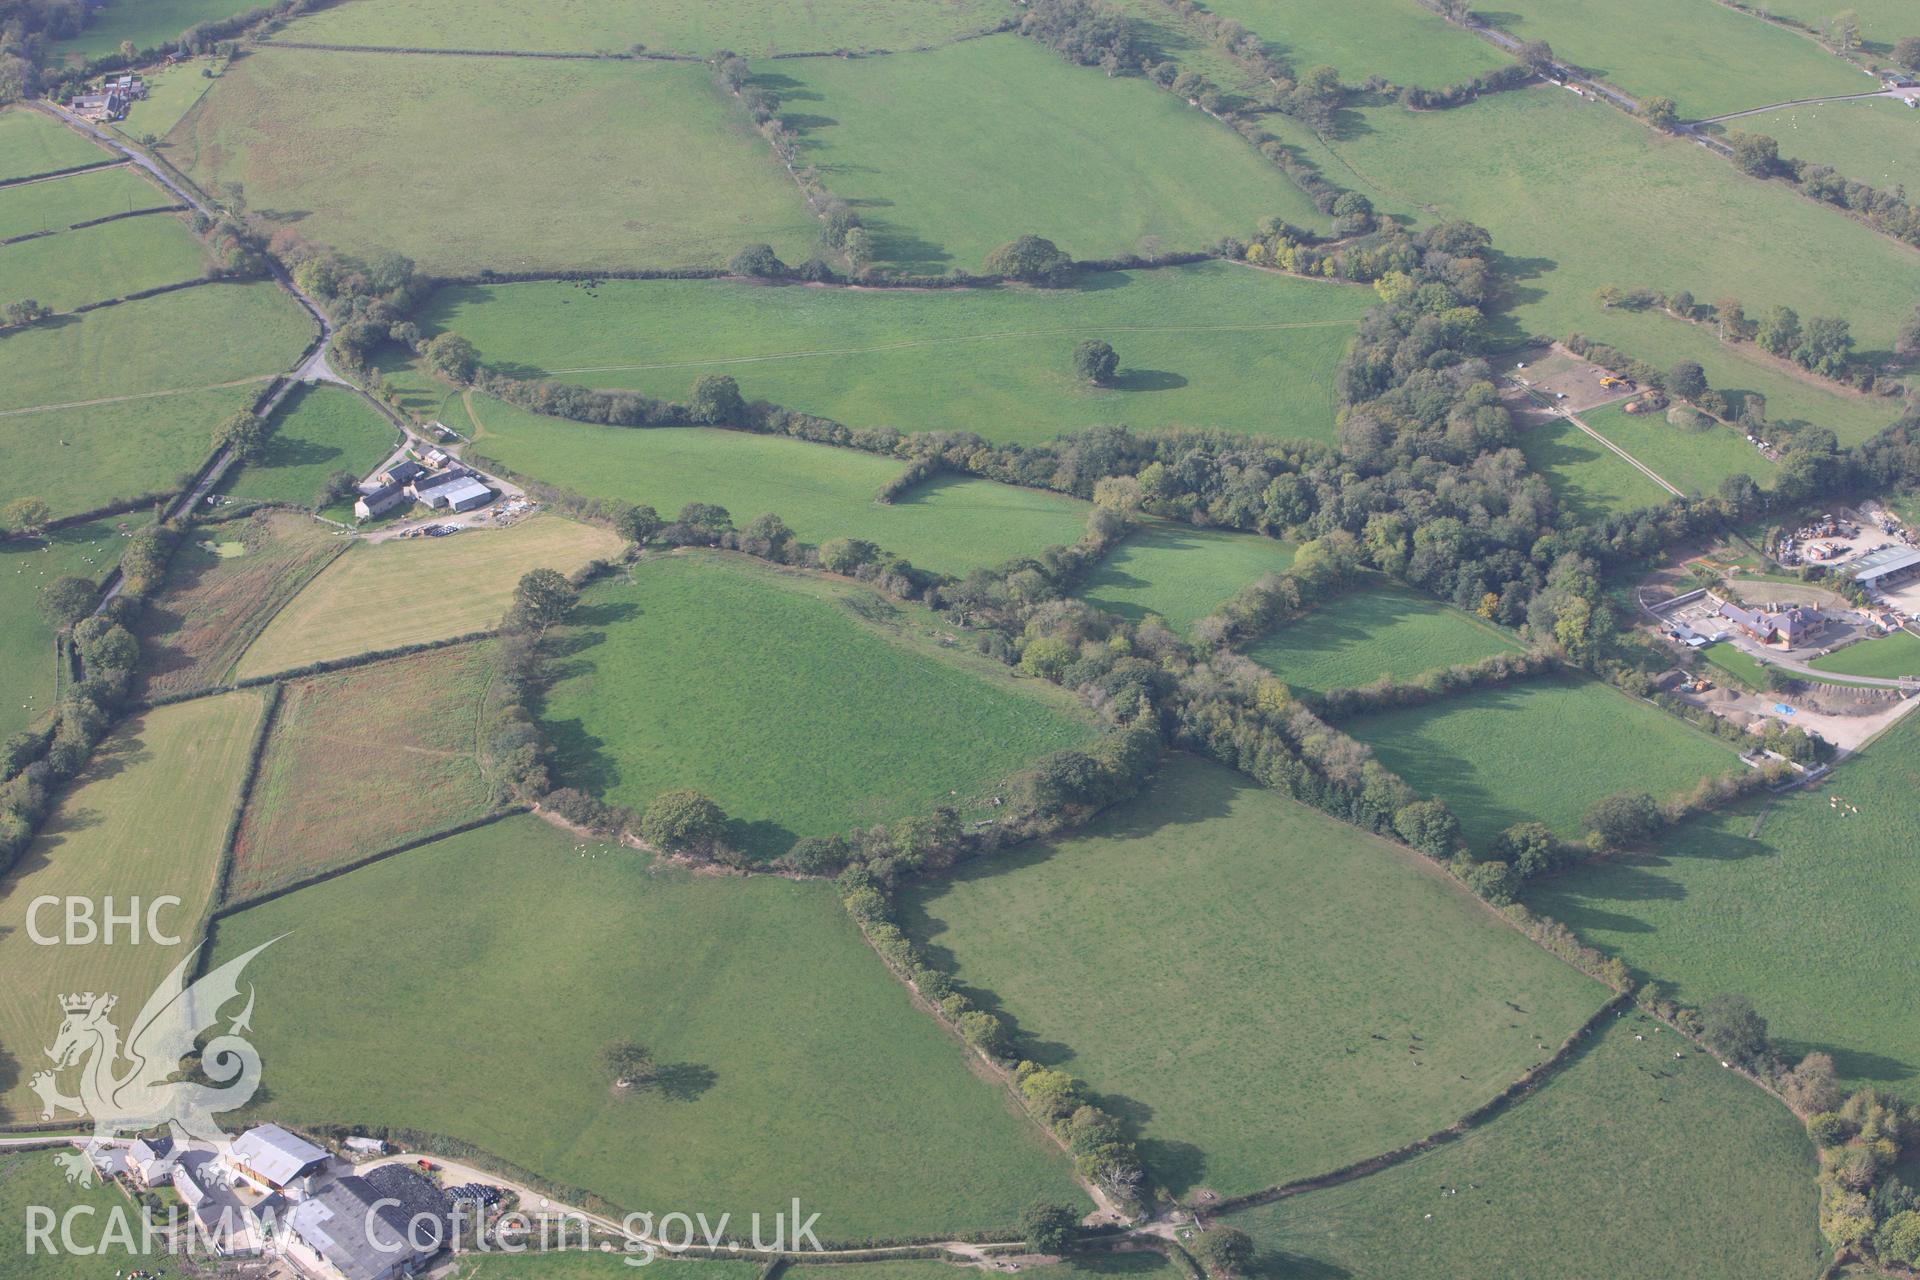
[0,211,206,313]
[1284,88,1920,379]
[230,642,501,903]
[115,57,225,141]
[0,164,176,240]
[1531,708,1920,1088]
[1248,579,1523,695]
[903,754,1607,1198]
[0,107,108,180]
[0,690,267,1121]
[174,50,819,274]
[279,0,1014,54]
[1196,0,1513,88]
[773,35,1327,273]
[1344,672,1740,850]
[1227,1012,1821,1280]
[1578,400,1775,498]
[1514,414,1673,522]
[233,514,624,679]
[1485,0,1868,119]
[0,519,131,740]
[1759,0,1911,49]
[788,1258,1186,1280]
[421,262,1371,445]
[1717,97,1920,193]
[445,1258,758,1280]
[1077,520,1295,632]
[0,282,314,516]
[0,1151,172,1280]
[210,814,1082,1239]
[466,395,1094,576]
[48,0,266,60]
[218,383,399,508]
[137,511,346,696]
[544,552,1096,857]
[1702,640,1769,691]
[1809,629,1920,679]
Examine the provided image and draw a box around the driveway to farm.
[1504,378,1684,498]
[1693,86,1920,125]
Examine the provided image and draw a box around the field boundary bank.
[0,374,278,421]
[1204,990,1633,1217]
[212,804,529,916]
[141,628,503,712]
[205,682,285,912]
[65,274,225,319]
[0,203,186,247]
[255,20,1018,64]
[0,158,124,190]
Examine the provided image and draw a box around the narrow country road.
[1692,87,1919,125]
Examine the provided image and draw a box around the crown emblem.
[60,993,114,1014]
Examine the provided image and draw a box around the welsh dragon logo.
[32,938,280,1186]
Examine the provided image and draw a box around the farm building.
[1851,545,1920,591]
[379,459,429,487]
[1719,602,1825,649]
[128,1135,177,1187]
[355,480,408,521]
[410,471,492,511]
[223,1123,332,1194]
[282,1166,449,1280]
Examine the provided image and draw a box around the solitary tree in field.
[38,576,97,628]
[1191,1227,1256,1279]
[1018,1201,1078,1255]
[1896,36,1920,71]
[1582,790,1660,848]
[601,1040,658,1090]
[984,235,1074,286]
[1667,360,1707,401]
[1,496,53,538]
[640,789,727,852]
[1071,339,1118,386]
[688,373,744,425]
[727,243,786,278]
[1641,96,1678,131]
[1729,131,1780,178]
[608,501,662,545]
[212,410,267,462]
[508,567,577,630]
[1700,993,1769,1065]
[4,299,49,328]
[422,331,479,383]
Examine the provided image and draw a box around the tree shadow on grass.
[653,1062,717,1102]
[726,816,796,863]
[1109,368,1187,393]
[541,716,619,797]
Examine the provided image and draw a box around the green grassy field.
[1197,0,1513,87]
[0,286,312,518]
[1809,628,1920,678]
[1717,96,1920,192]
[1516,414,1674,521]
[466,395,1094,576]
[0,107,109,180]
[1344,672,1739,850]
[419,261,1371,446]
[1289,87,1920,377]
[0,1150,178,1280]
[0,519,131,740]
[788,1258,1184,1280]
[209,814,1082,1239]
[115,57,225,140]
[233,514,625,678]
[49,0,266,59]
[772,35,1327,273]
[903,754,1607,1198]
[231,642,501,902]
[1760,0,1912,50]
[0,690,267,1121]
[137,511,346,696]
[544,551,1095,857]
[1077,520,1295,632]
[0,211,206,312]
[445,1257,759,1280]
[1485,0,1869,119]
[1702,640,1769,691]
[1580,401,1775,497]
[1530,708,1920,1089]
[219,384,398,507]
[278,0,1015,53]
[1227,1012,1822,1280]
[0,164,176,240]
[1248,579,1522,695]
[173,50,818,274]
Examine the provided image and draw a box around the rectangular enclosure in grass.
[770,35,1328,273]
[542,551,1097,858]
[1527,710,1920,1091]
[1343,672,1739,850]
[233,514,625,679]
[1226,1012,1821,1280]
[0,691,267,1121]
[902,754,1608,1199]
[229,643,503,904]
[0,211,206,313]
[1077,520,1295,632]
[1718,97,1920,195]
[0,164,175,240]
[218,383,400,508]
[1515,414,1673,523]
[209,814,1082,1239]
[1196,0,1514,88]
[421,261,1371,445]
[1578,401,1774,500]
[173,50,819,273]
[1248,579,1523,695]
[1808,629,1920,680]
[277,0,1014,54]
[49,0,267,60]
[466,395,1096,576]
[0,106,109,180]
